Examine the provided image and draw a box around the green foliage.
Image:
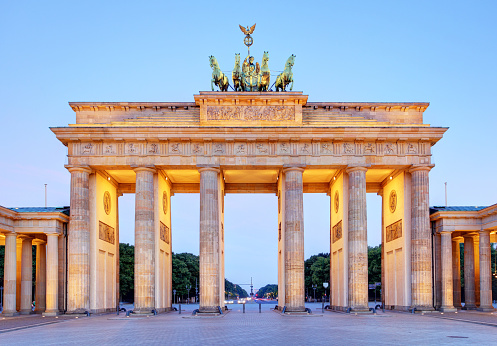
[172,252,199,298]
[225,279,248,298]
[305,253,329,298]
[368,245,381,284]
[257,284,278,298]
[119,243,134,302]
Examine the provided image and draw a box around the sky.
[1,1,496,292]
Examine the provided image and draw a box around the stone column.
[2,233,18,316]
[198,167,220,313]
[409,166,433,310]
[283,167,305,312]
[20,238,33,315]
[434,233,442,309]
[346,167,369,311]
[380,190,385,308]
[452,240,462,309]
[463,236,476,309]
[44,234,59,316]
[473,237,480,307]
[440,232,456,312]
[134,167,156,313]
[67,166,91,313]
[35,243,46,313]
[478,230,495,311]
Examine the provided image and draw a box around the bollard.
[243,303,245,313]
[322,301,324,313]
[259,303,261,313]
[179,303,181,314]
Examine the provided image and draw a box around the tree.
[256,284,278,298]
[119,243,134,302]
[225,279,248,298]
[305,253,330,299]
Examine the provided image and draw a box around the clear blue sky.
[1,1,496,291]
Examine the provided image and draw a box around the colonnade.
[2,233,64,316]
[436,230,495,312]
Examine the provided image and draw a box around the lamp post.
[186,284,191,304]
[0,286,3,311]
[323,282,329,303]
[173,289,176,305]
[312,284,317,302]
[195,278,199,304]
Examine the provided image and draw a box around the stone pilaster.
[462,236,476,310]
[283,167,305,312]
[379,189,385,308]
[473,237,480,307]
[198,167,221,313]
[409,166,433,310]
[477,230,495,311]
[67,166,91,313]
[440,232,456,312]
[2,233,18,316]
[346,166,369,311]
[133,167,156,313]
[44,234,59,316]
[35,243,46,313]
[452,240,462,309]
[20,238,33,315]
[434,233,442,309]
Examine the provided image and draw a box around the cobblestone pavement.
[1,305,497,345]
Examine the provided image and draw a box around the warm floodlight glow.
[107,177,110,181]
[390,176,393,180]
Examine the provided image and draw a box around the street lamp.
[195,278,199,303]
[312,284,317,301]
[186,284,191,304]
[173,289,176,305]
[323,282,329,303]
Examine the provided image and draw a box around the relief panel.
[99,221,115,244]
[206,106,295,121]
[386,219,402,243]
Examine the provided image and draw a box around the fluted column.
[347,166,368,311]
[67,166,91,313]
[409,166,433,310]
[478,230,495,311]
[199,167,220,313]
[474,237,480,307]
[134,167,156,313]
[35,243,46,313]
[2,233,18,316]
[283,167,305,312]
[463,236,476,310]
[44,234,59,316]
[440,232,456,311]
[20,238,33,314]
[452,240,462,308]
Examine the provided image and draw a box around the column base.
[20,310,34,315]
[66,308,91,316]
[1,311,19,317]
[477,306,496,312]
[462,304,477,310]
[198,306,222,314]
[133,308,156,315]
[439,306,457,312]
[412,305,435,313]
[43,310,61,317]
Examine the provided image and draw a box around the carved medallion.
[334,191,339,214]
[389,190,397,213]
[163,191,168,215]
[103,191,111,215]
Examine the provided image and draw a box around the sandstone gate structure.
[47,92,447,314]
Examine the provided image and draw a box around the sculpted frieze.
[278,142,290,155]
[235,143,247,155]
[256,143,269,154]
[384,143,396,155]
[104,144,115,155]
[206,105,295,121]
[363,143,376,154]
[125,143,138,155]
[343,143,354,154]
[169,142,181,154]
[148,143,159,154]
[321,142,333,155]
[213,143,225,155]
[192,143,203,155]
[81,143,94,155]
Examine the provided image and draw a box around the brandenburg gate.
[48,90,446,314]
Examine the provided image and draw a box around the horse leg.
[290,79,294,91]
[211,78,215,91]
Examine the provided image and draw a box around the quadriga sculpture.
[275,54,295,92]
[258,51,270,92]
[209,56,229,92]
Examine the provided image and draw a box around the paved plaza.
[1,304,496,345]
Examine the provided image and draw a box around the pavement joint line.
[0,320,64,334]
[424,315,497,328]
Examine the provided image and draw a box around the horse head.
[209,55,218,69]
[262,51,269,63]
[286,54,296,67]
[234,53,240,67]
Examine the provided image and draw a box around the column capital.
[479,229,491,235]
[66,165,92,174]
[282,166,305,174]
[408,164,435,173]
[345,166,368,174]
[46,233,60,238]
[132,166,157,174]
[197,166,220,174]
